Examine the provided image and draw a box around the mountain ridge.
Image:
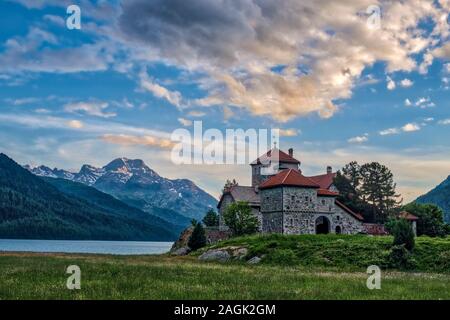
[416,175,450,223]
[0,153,178,240]
[25,157,218,222]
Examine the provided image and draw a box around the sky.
[0,0,449,202]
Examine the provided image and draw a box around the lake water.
[0,239,174,255]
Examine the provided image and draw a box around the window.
[321,199,326,205]
[291,195,295,201]
[335,226,342,234]
[336,215,340,221]
[305,196,309,201]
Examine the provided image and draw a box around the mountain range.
[0,153,178,240]
[24,157,217,226]
[416,175,450,223]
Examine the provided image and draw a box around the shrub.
[402,203,447,237]
[391,218,415,251]
[223,201,259,236]
[188,221,207,251]
[202,209,219,227]
[388,245,416,269]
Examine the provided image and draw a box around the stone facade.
[259,186,364,235]
[218,148,366,235]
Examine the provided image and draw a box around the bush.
[202,209,219,227]
[388,245,416,269]
[188,221,207,251]
[402,203,447,237]
[391,218,415,251]
[223,201,259,236]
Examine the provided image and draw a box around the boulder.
[198,250,231,262]
[171,246,191,256]
[247,256,262,264]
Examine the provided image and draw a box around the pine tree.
[202,209,219,227]
[359,162,401,222]
[223,179,238,192]
[188,221,207,251]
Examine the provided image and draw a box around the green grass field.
[0,235,449,300]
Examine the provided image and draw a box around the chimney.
[327,166,332,174]
[288,148,294,157]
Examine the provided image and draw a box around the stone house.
[218,148,366,235]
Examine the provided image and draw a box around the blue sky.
[0,0,449,201]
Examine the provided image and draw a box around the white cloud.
[178,118,193,127]
[140,72,182,108]
[379,128,400,136]
[67,120,84,129]
[438,118,450,125]
[445,63,450,73]
[414,97,435,108]
[118,0,449,121]
[399,78,414,87]
[187,110,206,118]
[404,98,412,106]
[402,123,421,132]
[64,101,116,118]
[279,129,301,137]
[348,134,368,144]
[386,76,396,90]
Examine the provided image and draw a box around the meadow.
[0,235,449,300]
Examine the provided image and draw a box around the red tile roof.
[399,211,419,221]
[335,200,364,221]
[251,148,300,165]
[317,189,339,197]
[259,169,320,189]
[308,172,336,189]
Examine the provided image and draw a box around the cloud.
[414,97,435,108]
[445,63,450,73]
[140,72,182,108]
[399,78,414,88]
[64,101,116,118]
[386,76,396,90]
[348,134,368,144]
[118,0,448,122]
[380,122,421,135]
[67,120,84,129]
[187,110,206,117]
[0,28,109,74]
[402,123,421,132]
[101,134,175,149]
[404,98,412,106]
[379,128,400,136]
[279,129,300,137]
[178,118,193,127]
[438,118,450,125]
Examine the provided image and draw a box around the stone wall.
[333,206,364,234]
[260,188,283,213]
[282,187,317,212]
[262,211,283,233]
[316,195,335,213]
[218,194,233,231]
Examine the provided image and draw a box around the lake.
[0,239,174,255]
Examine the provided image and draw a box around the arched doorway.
[315,216,330,234]
[335,226,342,234]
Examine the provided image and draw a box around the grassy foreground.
[0,235,449,300]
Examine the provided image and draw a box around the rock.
[219,246,248,259]
[247,256,262,264]
[198,250,231,262]
[170,227,194,252]
[171,247,191,256]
